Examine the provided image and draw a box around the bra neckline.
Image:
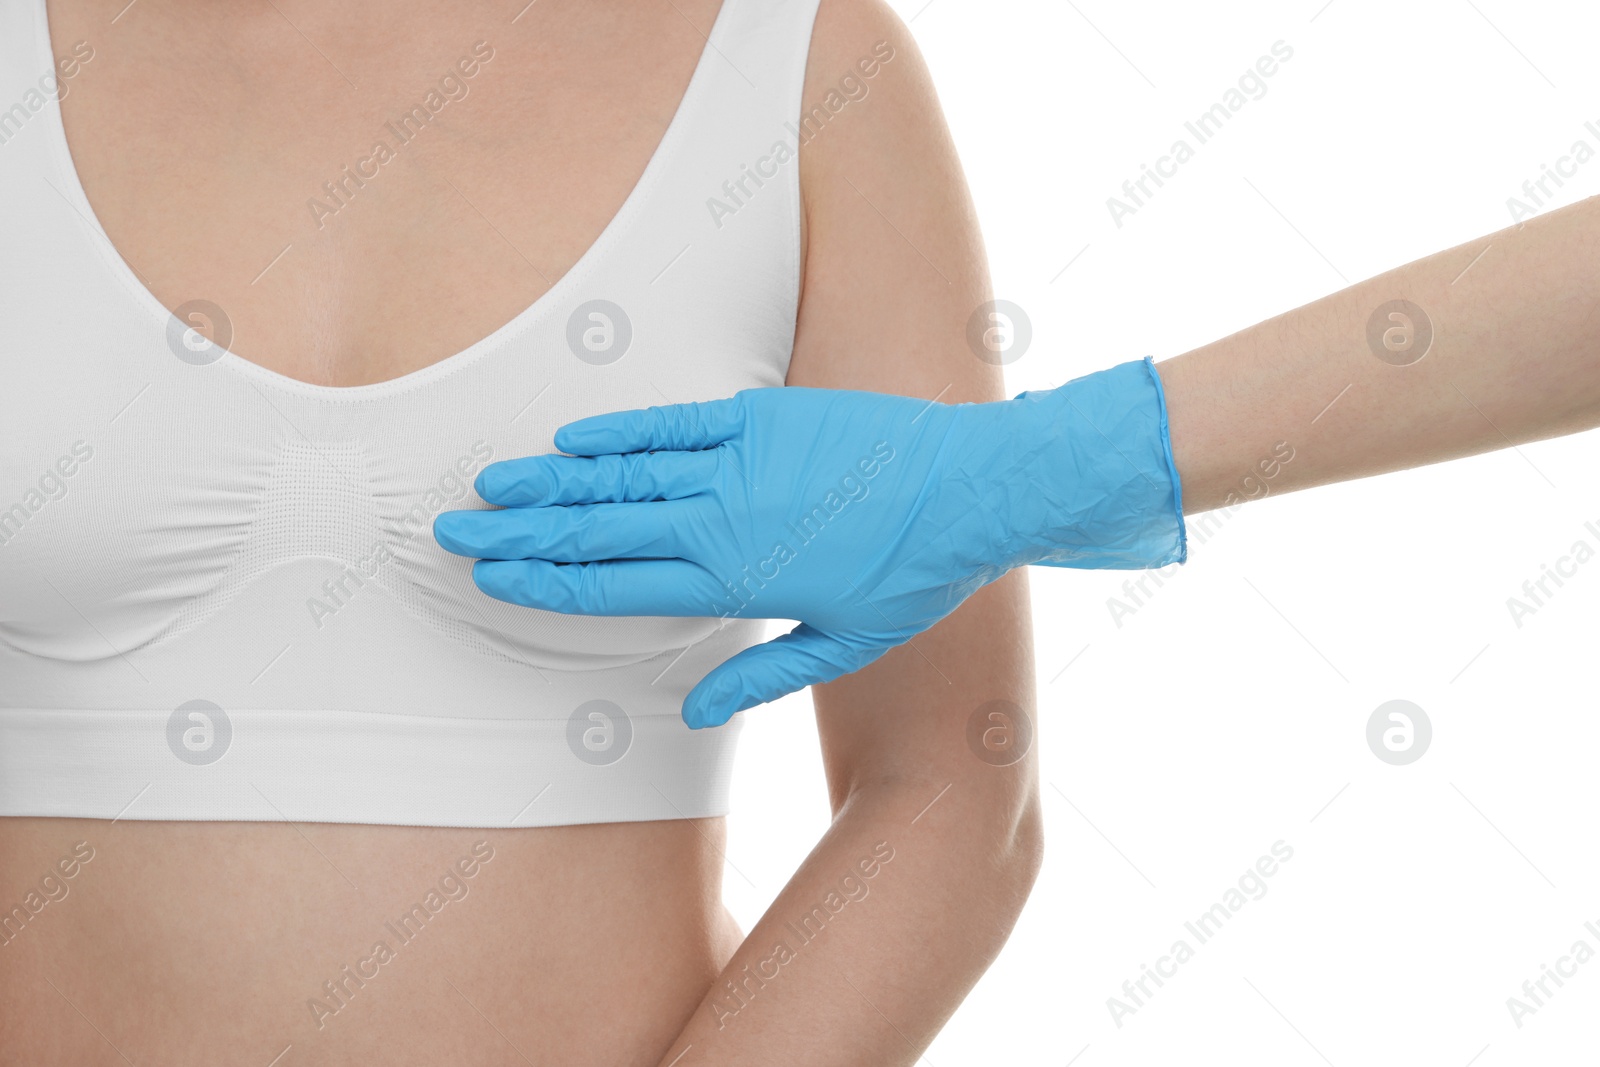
[33,0,733,401]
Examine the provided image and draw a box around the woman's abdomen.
[0,817,739,1066]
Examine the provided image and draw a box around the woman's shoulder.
[791,0,995,397]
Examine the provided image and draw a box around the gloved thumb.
[681,624,888,729]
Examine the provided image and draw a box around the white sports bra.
[0,0,821,827]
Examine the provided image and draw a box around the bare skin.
[0,818,737,1064]
[1163,194,1600,514]
[3,2,1038,1065]
[651,1,1042,1060]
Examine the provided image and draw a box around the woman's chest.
[3,0,799,673]
[46,0,721,388]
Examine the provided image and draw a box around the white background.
[726,2,1600,1064]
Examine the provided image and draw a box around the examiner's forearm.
[653,785,1041,1066]
[1159,194,1600,514]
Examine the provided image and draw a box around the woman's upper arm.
[789,0,1039,830]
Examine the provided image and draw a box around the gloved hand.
[434,357,1186,728]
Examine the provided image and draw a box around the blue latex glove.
[434,358,1186,728]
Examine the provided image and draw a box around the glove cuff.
[1013,357,1188,571]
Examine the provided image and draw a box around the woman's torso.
[0,0,816,1060]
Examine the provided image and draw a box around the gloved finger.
[680,624,889,729]
[476,449,721,506]
[434,500,699,562]
[470,558,732,616]
[554,396,744,455]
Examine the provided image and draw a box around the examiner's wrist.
[1003,357,1188,571]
